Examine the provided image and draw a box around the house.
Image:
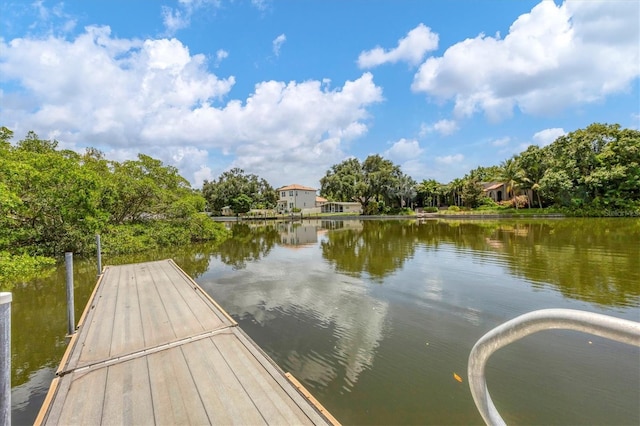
[482,182,508,202]
[320,202,362,214]
[276,184,317,213]
[221,205,234,216]
[483,182,533,205]
[315,196,328,207]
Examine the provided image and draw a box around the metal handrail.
[467,309,640,426]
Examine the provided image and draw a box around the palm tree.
[417,179,440,207]
[519,145,548,208]
[448,178,464,206]
[500,157,522,209]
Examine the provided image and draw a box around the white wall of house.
[321,202,362,214]
[277,187,317,212]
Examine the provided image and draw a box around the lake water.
[7,218,640,425]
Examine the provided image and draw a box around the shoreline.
[212,213,568,222]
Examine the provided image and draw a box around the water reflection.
[213,223,280,270]
[277,222,319,246]
[9,218,640,425]
[321,221,418,282]
[199,247,389,392]
[317,219,640,307]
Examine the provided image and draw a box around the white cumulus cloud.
[358,23,439,68]
[419,119,458,137]
[532,128,566,146]
[384,138,424,162]
[0,26,383,186]
[412,0,640,121]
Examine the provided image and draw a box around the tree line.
[197,123,639,215]
[319,123,640,214]
[0,127,229,286]
[2,122,637,284]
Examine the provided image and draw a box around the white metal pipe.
[468,309,640,426]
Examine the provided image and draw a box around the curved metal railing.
[467,309,640,426]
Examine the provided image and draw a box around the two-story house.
[276,184,317,213]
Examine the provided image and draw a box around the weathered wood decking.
[36,259,338,425]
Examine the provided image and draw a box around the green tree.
[361,154,402,213]
[499,156,522,208]
[518,145,548,208]
[539,123,640,209]
[388,174,417,209]
[0,127,227,266]
[319,158,363,203]
[230,194,252,216]
[467,165,502,182]
[320,155,404,214]
[461,179,484,208]
[202,168,276,214]
[108,154,191,223]
[416,179,442,207]
[448,178,465,207]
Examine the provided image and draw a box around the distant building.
[320,202,362,214]
[482,182,508,202]
[276,184,317,213]
[315,196,328,207]
[483,182,532,205]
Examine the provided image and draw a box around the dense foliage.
[0,127,229,286]
[319,154,416,214]
[202,168,277,215]
[411,123,640,213]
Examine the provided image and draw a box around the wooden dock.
[36,259,338,425]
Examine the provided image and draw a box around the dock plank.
[110,263,145,357]
[37,259,337,425]
[180,335,267,425]
[101,357,154,425]
[71,266,120,366]
[146,345,211,425]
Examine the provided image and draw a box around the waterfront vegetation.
[1,122,638,285]
[320,123,639,216]
[0,127,229,288]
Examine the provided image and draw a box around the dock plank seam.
[210,336,271,425]
[57,326,238,377]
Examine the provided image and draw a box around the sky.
[1,0,639,189]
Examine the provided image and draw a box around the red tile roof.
[483,182,504,191]
[278,184,316,191]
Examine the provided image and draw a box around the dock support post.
[1,292,12,426]
[96,234,102,276]
[65,252,75,335]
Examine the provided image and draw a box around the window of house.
[289,202,293,208]
[289,191,293,196]
[281,191,285,197]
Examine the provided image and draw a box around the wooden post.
[65,252,75,336]
[0,292,11,426]
[96,234,102,276]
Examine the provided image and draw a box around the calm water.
[7,218,640,425]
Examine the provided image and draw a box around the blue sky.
[1,0,638,189]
